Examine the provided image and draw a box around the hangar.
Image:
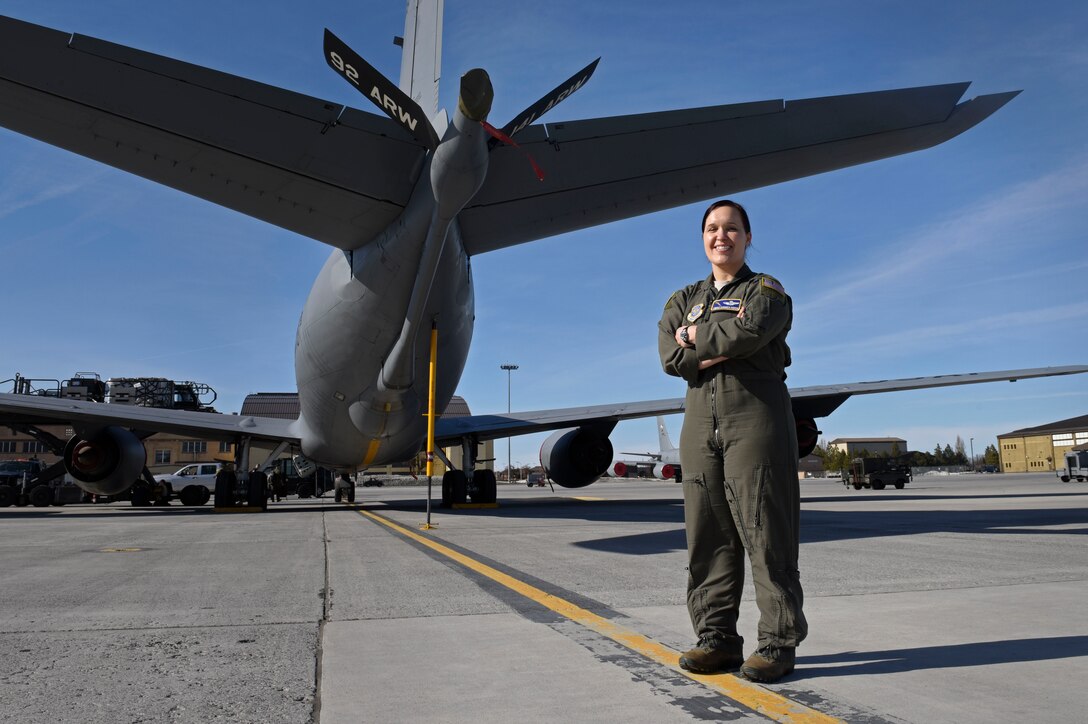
[996,414,1088,473]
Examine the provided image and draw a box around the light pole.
[501,364,519,482]
[970,437,975,471]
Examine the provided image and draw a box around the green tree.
[933,444,945,464]
[943,444,955,464]
[984,444,999,467]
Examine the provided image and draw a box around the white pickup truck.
[155,463,220,505]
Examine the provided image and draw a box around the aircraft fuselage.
[290,103,487,469]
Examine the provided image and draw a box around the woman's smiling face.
[703,205,751,279]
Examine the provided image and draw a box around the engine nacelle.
[796,417,820,459]
[540,426,613,488]
[63,426,146,496]
[653,462,677,481]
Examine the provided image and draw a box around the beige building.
[828,437,908,457]
[996,414,1088,473]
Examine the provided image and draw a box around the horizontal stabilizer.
[460,83,1021,255]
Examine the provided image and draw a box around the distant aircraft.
[614,417,681,481]
[0,2,1082,505]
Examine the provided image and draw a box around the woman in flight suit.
[658,199,806,683]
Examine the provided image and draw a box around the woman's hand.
[675,324,697,348]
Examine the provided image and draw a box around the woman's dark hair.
[701,199,750,234]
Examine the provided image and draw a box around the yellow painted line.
[572,496,605,501]
[98,547,142,553]
[355,507,839,723]
[362,439,382,466]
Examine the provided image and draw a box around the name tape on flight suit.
[711,298,742,312]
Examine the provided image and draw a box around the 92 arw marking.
[328,51,359,86]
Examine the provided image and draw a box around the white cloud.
[796,156,1088,319]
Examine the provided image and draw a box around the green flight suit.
[658,264,807,652]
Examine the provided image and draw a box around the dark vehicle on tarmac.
[842,456,913,490]
[0,459,83,507]
[526,471,547,487]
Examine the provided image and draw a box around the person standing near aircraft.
[658,199,806,683]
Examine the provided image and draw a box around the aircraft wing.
[0,392,298,444]
[459,83,1020,255]
[0,15,426,251]
[436,366,1088,444]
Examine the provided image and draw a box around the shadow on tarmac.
[569,505,1088,554]
[794,635,1088,678]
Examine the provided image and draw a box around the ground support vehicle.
[1059,450,1088,482]
[0,460,84,507]
[843,456,913,490]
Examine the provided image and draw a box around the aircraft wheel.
[852,484,862,490]
[442,470,467,507]
[179,485,202,506]
[28,486,53,507]
[247,478,265,508]
[0,485,14,507]
[473,469,497,504]
[130,481,151,507]
[347,486,355,503]
[335,488,342,503]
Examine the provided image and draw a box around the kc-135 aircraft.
[1,2,1084,505]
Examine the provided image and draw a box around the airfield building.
[996,414,1088,473]
[827,437,908,457]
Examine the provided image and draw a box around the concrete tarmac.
[1,473,1085,722]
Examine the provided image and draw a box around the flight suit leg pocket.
[723,466,768,551]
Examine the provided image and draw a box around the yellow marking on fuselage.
[362,439,382,466]
[354,507,840,723]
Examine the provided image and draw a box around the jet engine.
[653,462,677,481]
[63,426,146,496]
[796,417,820,459]
[540,426,614,488]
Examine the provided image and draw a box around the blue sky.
[2,0,1086,469]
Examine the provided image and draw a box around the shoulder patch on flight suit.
[711,298,742,312]
[686,303,706,322]
[759,276,786,300]
[663,292,677,311]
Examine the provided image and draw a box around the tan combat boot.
[678,639,743,674]
[740,646,796,683]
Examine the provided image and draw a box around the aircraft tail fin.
[657,416,677,454]
[399,0,443,122]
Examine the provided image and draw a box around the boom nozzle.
[458,68,493,122]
